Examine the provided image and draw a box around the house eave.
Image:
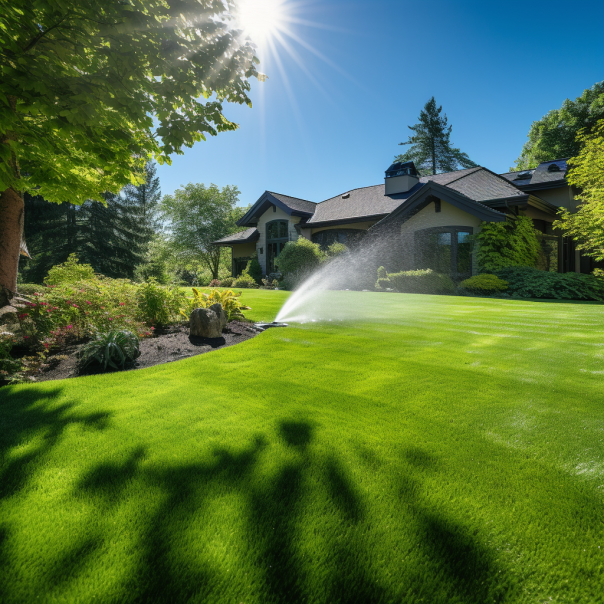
[300,214,390,230]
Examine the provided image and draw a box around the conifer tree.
[395,97,477,175]
[20,164,161,281]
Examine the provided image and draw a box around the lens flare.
[237,0,286,46]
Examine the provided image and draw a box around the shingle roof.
[500,159,568,188]
[305,167,525,225]
[268,191,317,214]
[213,227,259,245]
[422,167,526,202]
[305,184,417,224]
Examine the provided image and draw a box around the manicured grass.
[1,290,604,603]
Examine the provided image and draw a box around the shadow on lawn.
[1,399,510,604]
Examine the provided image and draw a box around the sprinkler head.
[254,322,289,331]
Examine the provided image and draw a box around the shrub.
[494,267,604,301]
[17,277,146,345]
[0,330,22,382]
[246,256,263,283]
[77,330,140,374]
[44,254,95,285]
[17,283,45,297]
[209,279,222,287]
[136,279,186,327]
[220,277,234,287]
[234,272,257,288]
[183,288,251,322]
[274,238,325,287]
[381,269,455,295]
[326,242,348,258]
[377,266,387,280]
[459,274,509,295]
[475,217,541,272]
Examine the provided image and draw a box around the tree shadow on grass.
[0,385,112,602]
[0,386,111,502]
[1,405,514,604]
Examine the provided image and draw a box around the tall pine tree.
[19,163,160,282]
[395,97,477,175]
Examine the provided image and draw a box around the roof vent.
[342,193,350,199]
[514,171,532,180]
[548,163,561,172]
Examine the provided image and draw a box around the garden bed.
[31,321,258,383]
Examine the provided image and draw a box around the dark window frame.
[311,228,366,250]
[414,225,474,280]
[266,219,290,273]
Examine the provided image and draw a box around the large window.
[266,220,289,273]
[415,226,474,280]
[311,229,365,250]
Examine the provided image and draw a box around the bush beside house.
[377,269,455,295]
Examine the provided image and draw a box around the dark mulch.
[34,321,259,383]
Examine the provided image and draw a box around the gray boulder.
[190,307,222,338]
[209,303,227,330]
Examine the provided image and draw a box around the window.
[311,229,365,250]
[415,226,474,279]
[266,220,289,273]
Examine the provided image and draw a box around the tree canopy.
[0,0,261,202]
[395,97,476,176]
[554,120,604,261]
[0,0,262,298]
[161,183,246,279]
[513,82,604,170]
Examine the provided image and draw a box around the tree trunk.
[0,186,24,302]
[1,95,22,305]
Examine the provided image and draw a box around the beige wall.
[399,199,483,274]
[309,221,376,236]
[537,185,576,211]
[232,242,257,258]
[255,205,301,273]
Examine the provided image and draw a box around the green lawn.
[1,290,604,604]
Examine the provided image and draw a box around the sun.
[237,0,286,46]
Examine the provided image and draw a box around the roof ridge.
[474,165,533,193]
[267,190,317,205]
[319,183,384,204]
[437,166,482,185]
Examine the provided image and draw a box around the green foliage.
[161,184,247,279]
[246,256,263,283]
[0,2,261,204]
[395,96,477,175]
[377,266,388,280]
[44,254,95,286]
[475,217,541,272]
[77,330,140,374]
[0,330,22,382]
[459,274,509,295]
[554,120,604,260]
[234,272,257,289]
[220,277,235,287]
[17,284,45,297]
[326,242,348,257]
[494,267,604,301]
[274,238,325,287]
[513,82,604,170]
[378,269,455,294]
[135,279,186,327]
[183,288,250,322]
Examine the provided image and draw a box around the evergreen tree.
[395,97,477,175]
[19,163,161,282]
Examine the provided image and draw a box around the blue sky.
[157,0,604,207]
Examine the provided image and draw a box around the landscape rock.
[190,307,222,338]
[209,303,227,330]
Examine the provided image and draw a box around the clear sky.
[157,0,604,207]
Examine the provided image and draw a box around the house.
[213,158,591,279]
